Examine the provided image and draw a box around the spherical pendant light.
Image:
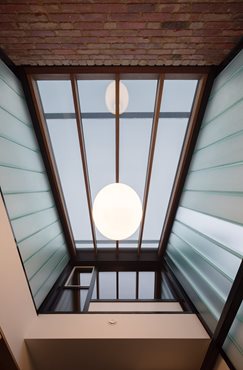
[92,183,142,240]
[105,81,129,114]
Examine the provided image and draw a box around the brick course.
[0,1,242,66]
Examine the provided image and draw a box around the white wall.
[0,195,36,370]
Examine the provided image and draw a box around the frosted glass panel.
[78,80,112,113]
[0,61,69,310]
[173,218,241,280]
[0,136,44,172]
[0,79,31,125]
[165,51,243,343]
[176,207,243,258]
[181,190,243,226]
[161,80,198,112]
[47,119,92,240]
[195,101,243,151]
[37,80,74,113]
[185,163,243,193]
[143,118,188,241]
[0,108,38,151]
[122,80,157,112]
[223,302,243,370]
[190,131,243,171]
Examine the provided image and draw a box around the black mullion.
[70,75,97,254]
[137,75,164,255]
[83,269,97,312]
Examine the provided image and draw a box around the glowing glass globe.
[105,81,129,114]
[92,183,142,240]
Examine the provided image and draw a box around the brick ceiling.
[0,1,243,67]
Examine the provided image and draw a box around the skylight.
[35,73,199,254]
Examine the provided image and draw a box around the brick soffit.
[0,1,243,66]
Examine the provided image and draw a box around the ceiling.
[0,1,242,66]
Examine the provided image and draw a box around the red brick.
[0,0,242,66]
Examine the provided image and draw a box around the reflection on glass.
[139,272,155,299]
[37,80,74,113]
[119,272,136,299]
[161,273,175,299]
[54,289,88,312]
[99,272,116,299]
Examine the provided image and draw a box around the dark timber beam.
[158,71,215,258]
[23,65,211,79]
[70,75,97,254]
[200,260,243,370]
[44,112,190,120]
[137,75,164,255]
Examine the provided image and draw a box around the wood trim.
[115,75,120,183]
[200,260,243,370]
[115,75,120,253]
[23,73,77,259]
[22,65,211,79]
[70,75,97,254]
[137,75,164,255]
[158,71,215,258]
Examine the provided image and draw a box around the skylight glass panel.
[46,119,92,241]
[82,118,115,240]
[120,118,152,242]
[37,80,74,113]
[161,80,198,112]
[142,118,188,242]
[36,75,200,254]
[78,80,113,113]
[78,81,116,241]
[122,80,157,112]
